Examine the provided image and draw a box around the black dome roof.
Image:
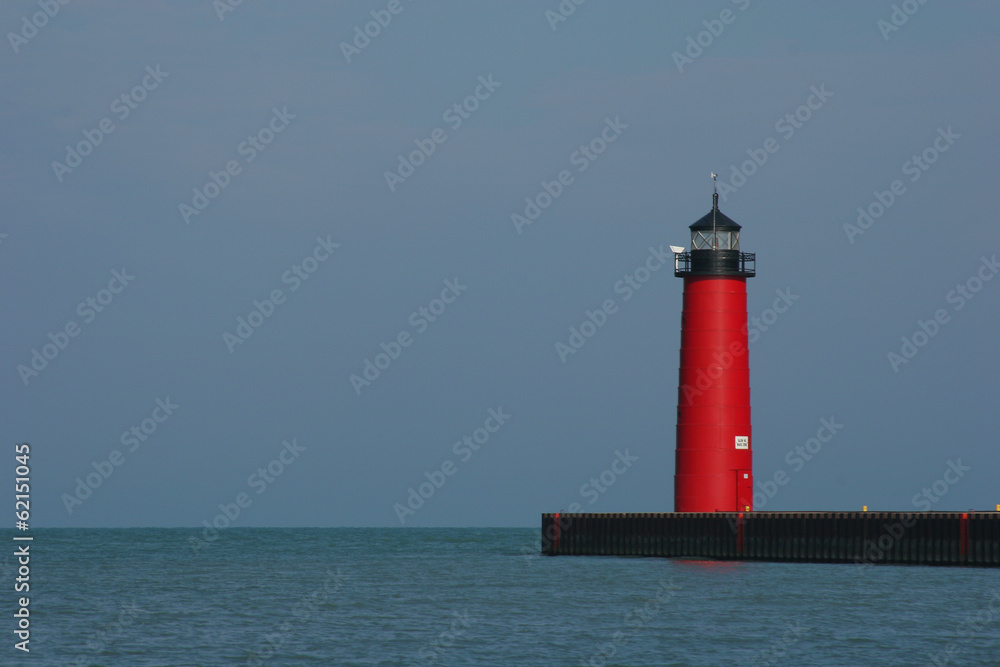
[689,206,741,231]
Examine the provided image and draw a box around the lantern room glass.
[692,230,740,250]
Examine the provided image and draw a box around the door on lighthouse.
[736,470,753,512]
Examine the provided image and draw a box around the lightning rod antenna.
[710,172,718,249]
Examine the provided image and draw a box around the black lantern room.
[674,191,755,278]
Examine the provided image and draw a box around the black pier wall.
[540,512,1000,567]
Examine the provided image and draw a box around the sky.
[2,0,999,528]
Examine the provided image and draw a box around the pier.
[541,512,1000,566]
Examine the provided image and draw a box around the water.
[7,528,1000,666]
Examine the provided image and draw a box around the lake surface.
[8,528,1000,665]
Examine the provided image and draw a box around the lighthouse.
[673,178,755,512]
[542,184,1000,566]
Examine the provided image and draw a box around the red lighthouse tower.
[673,180,756,512]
